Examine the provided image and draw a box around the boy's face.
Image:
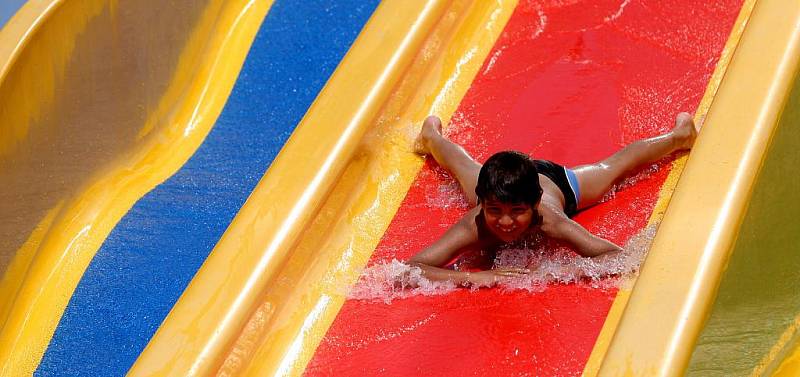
[482,199,536,242]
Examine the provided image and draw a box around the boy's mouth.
[494,226,521,241]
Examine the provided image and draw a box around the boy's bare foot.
[414,115,443,155]
[672,112,698,150]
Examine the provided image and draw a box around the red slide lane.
[307,1,742,375]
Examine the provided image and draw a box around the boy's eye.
[485,207,501,214]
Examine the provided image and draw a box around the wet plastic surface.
[687,68,800,377]
[0,0,26,27]
[35,1,379,375]
[0,0,211,278]
[308,0,742,375]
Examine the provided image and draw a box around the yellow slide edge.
[239,2,519,376]
[130,0,518,375]
[773,316,800,377]
[581,0,758,375]
[0,0,59,90]
[597,0,800,375]
[0,1,271,376]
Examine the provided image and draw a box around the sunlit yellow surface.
[750,315,800,376]
[0,0,270,375]
[580,1,758,375]
[773,332,800,377]
[596,0,800,375]
[686,62,800,377]
[131,0,517,375]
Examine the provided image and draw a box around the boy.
[407,112,698,287]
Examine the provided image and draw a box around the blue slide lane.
[0,0,27,28]
[36,1,380,375]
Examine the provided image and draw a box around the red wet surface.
[307,0,742,375]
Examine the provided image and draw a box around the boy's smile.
[482,200,536,242]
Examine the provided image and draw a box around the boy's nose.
[499,215,513,226]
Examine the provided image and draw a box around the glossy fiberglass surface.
[687,69,800,376]
[3,0,777,375]
[32,0,379,375]
[0,0,210,281]
[307,0,743,375]
[0,0,26,27]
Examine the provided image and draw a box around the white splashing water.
[348,224,657,303]
[600,161,664,203]
[604,0,631,23]
[421,167,470,210]
[347,259,459,304]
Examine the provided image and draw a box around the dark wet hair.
[475,151,543,206]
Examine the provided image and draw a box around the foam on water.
[348,224,657,303]
[347,259,459,304]
[419,165,471,210]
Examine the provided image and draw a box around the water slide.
[1,0,799,376]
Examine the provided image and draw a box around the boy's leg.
[572,112,698,209]
[416,116,482,206]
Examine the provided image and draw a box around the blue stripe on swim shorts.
[565,168,580,204]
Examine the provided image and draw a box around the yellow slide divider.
[597,0,800,375]
[130,0,518,375]
[0,1,271,375]
[774,328,800,377]
[581,0,758,375]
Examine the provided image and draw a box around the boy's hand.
[467,268,529,288]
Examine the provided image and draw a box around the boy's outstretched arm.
[407,207,528,286]
[407,207,480,285]
[539,203,623,258]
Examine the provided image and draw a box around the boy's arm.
[540,203,623,258]
[406,207,481,285]
[407,207,532,286]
